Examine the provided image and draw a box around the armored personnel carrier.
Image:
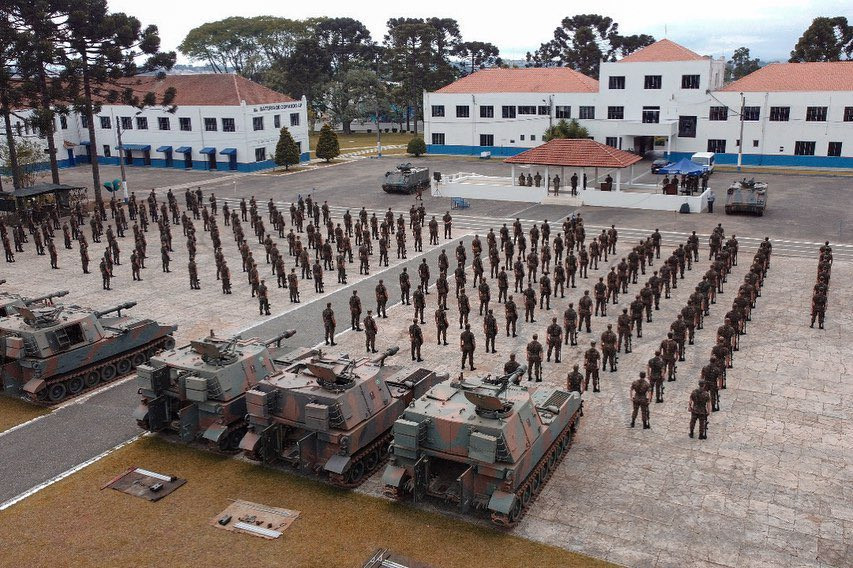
[239,347,447,487]
[382,366,582,527]
[382,163,430,194]
[0,302,175,403]
[0,285,68,318]
[133,330,296,451]
[725,178,767,216]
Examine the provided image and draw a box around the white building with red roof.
[6,74,309,173]
[425,39,853,168]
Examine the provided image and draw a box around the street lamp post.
[115,122,129,202]
[737,92,745,172]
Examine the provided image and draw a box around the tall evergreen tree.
[790,17,852,62]
[0,16,23,189]
[315,124,340,162]
[727,47,760,81]
[274,126,300,170]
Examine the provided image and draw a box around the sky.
[109,0,848,65]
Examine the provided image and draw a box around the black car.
[651,159,671,174]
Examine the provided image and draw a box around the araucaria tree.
[274,127,300,170]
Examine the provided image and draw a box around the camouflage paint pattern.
[382,164,431,194]
[725,180,767,216]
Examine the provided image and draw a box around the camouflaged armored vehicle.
[0,302,175,403]
[382,163,430,194]
[725,178,767,216]
[133,330,296,451]
[0,286,68,318]
[382,366,582,526]
[239,347,447,487]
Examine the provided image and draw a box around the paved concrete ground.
[2,162,851,567]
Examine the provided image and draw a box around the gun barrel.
[95,301,137,317]
[265,329,297,347]
[25,290,69,305]
[370,346,399,366]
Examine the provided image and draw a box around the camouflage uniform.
[647,352,665,403]
[601,325,618,372]
[435,308,449,345]
[505,296,518,337]
[409,320,424,361]
[546,318,562,363]
[460,324,476,370]
[349,291,362,331]
[526,334,543,381]
[364,312,378,353]
[483,310,498,353]
[584,342,601,392]
[322,303,337,345]
[578,291,592,333]
[630,372,652,428]
[563,304,578,346]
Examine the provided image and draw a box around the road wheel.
[66,376,85,395]
[363,449,380,472]
[116,358,132,375]
[345,461,365,485]
[84,369,101,388]
[521,484,532,506]
[47,382,67,403]
[507,500,522,524]
[131,352,146,367]
[101,363,117,382]
[163,337,176,350]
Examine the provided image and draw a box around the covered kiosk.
[0,183,83,222]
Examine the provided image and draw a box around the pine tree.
[274,126,300,170]
[315,124,340,162]
[407,137,427,157]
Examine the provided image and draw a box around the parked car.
[651,159,671,173]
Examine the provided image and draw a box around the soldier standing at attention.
[419,259,430,293]
[364,311,378,353]
[378,236,389,267]
[594,277,607,316]
[478,279,491,316]
[413,286,426,324]
[648,351,665,403]
[702,357,721,412]
[546,318,562,363]
[661,332,679,381]
[407,319,423,362]
[457,288,471,329]
[505,295,519,337]
[349,290,363,331]
[460,323,476,371]
[429,216,439,245]
[584,341,601,392]
[526,333,543,381]
[100,258,111,289]
[359,244,369,275]
[189,259,200,289]
[312,260,324,293]
[323,303,337,345]
[811,288,826,329]
[671,315,688,361]
[630,295,644,338]
[630,372,652,429]
[523,283,536,323]
[689,381,711,439]
[513,258,525,293]
[601,324,618,372]
[483,309,498,353]
[436,271,449,310]
[288,268,300,302]
[375,280,389,318]
[336,254,347,285]
[498,267,509,303]
[442,211,452,239]
[48,239,58,269]
[161,244,170,273]
[258,280,271,315]
[435,306,449,346]
[578,290,593,333]
[400,267,411,305]
[563,303,578,346]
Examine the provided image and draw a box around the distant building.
[424,39,853,167]
[3,74,310,173]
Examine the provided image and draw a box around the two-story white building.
[424,39,853,168]
[5,74,310,174]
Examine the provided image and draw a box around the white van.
[691,152,715,173]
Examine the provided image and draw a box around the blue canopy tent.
[657,158,704,176]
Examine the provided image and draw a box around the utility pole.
[737,92,745,172]
[376,102,382,158]
[115,122,129,202]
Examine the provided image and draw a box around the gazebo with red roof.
[504,139,643,192]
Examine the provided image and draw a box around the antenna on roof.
[664,24,668,38]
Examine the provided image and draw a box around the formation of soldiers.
[811,242,832,329]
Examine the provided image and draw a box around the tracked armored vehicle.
[0,302,175,403]
[133,330,296,451]
[0,288,68,317]
[239,347,447,487]
[725,178,767,216]
[382,163,430,194]
[382,366,582,527]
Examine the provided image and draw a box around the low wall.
[434,180,547,202]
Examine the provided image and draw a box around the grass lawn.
[309,131,418,158]
[0,397,48,433]
[0,436,613,568]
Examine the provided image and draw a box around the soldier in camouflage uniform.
[288,268,300,302]
[400,267,411,305]
[505,354,522,385]
[526,333,543,382]
[660,332,678,381]
[460,323,476,371]
[578,290,592,333]
[413,286,426,324]
[457,288,471,329]
[497,267,509,303]
[478,279,491,316]
[505,295,518,337]
[630,372,652,429]
[409,319,424,362]
[523,284,536,323]
[701,357,721,412]
[484,309,498,353]
[671,315,688,361]
[364,310,378,353]
[436,271,449,310]
[258,280,271,315]
[584,341,600,392]
[323,303,337,345]
[435,306,449,345]
[689,381,710,439]
[375,280,389,318]
[349,290,363,331]
[647,350,665,403]
[594,277,607,316]
[617,308,632,353]
[546,317,562,363]
[601,324,618,372]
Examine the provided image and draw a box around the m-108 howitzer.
[94,301,137,318]
[0,289,69,317]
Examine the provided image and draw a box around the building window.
[844,107,853,122]
[136,116,148,130]
[753,140,759,148]
[681,75,700,89]
[103,144,111,158]
[537,106,549,115]
[455,105,469,118]
[158,117,170,131]
[707,139,726,153]
[709,106,728,121]
[828,142,842,157]
[255,147,267,162]
[555,106,571,119]
[59,115,67,130]
[179,117,192,131]
[120,116,133,130]
[579,106,595,120]
[644,75,662,89]
[769,107,790,121]
[530,135,536,141]
[480,105,494,118]
[608,76,625,89]
[252,116,264,131]
[290,113,300,127]
[607,106,624,120]
[805,106,828,122]
[743,107,760,121]
[273,114,281,129]
[794,141,816,156]
[678,116,697,138]
[431,133,445,145]
[517,106,536,115]
[605,137,618,148]
[222,118,235,132]
[204,118,217,132]
[520,135,525,141]
[431,105,445,117]
[81,115,89,128]
[480,134,494,146]
[642,106,660,124]
[502,106,516,119]
[99,116,111,129]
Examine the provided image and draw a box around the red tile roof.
[435,68,598,94]
[504,139,643,168]
[617,39,706,63]
[719,62,853,92]
[108,74,296,106]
